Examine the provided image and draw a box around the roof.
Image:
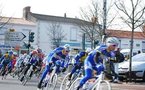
[107,29,145,39]
[0,17,36,26]
[31,13,90,24]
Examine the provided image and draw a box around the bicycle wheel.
[46,73,57,90]
[22,76,28,86]
[94,80,111,90]
[60,73,71,90]
[69,78,82,90]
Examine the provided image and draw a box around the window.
[70,27,77,41]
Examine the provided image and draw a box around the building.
[0,6,145,55]
[0,16,36,53]
[23,6,92,54]
[107,30,145,53]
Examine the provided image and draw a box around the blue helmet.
[8,50,13,55]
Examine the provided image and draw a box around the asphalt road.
[1,75,145,90]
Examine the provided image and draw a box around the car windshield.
[131,53,145,62]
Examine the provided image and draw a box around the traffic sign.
[5,32,26,41]
[5,31,26,46]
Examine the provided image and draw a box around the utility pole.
[28,31,35,54]
[82,33,85,50]
[28,31,31,54]
[102,0,107,42]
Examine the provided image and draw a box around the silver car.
[118,53,145,81]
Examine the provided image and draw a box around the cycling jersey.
[78,44,115,88]
[74,51,87,64]
[46,47,66,65]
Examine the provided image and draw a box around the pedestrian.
[110,48,125,83]
[138,50,141,54]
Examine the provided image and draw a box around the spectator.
[109,48,124,83]
[115,48,125,63]
[138,50,141,54]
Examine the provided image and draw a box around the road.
[0,75,145,90]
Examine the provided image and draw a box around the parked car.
[120,49,142,60]
[118,53,145,81]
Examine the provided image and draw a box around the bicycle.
[41,65,60,90]
[68,63,111,90]
[22,64,35,86]
[60,66,84,90]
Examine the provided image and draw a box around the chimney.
[23,6,31,20]
[64,13,66,18]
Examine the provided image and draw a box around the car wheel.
[142,71,145,82]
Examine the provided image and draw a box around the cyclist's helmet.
[8,50,13,55]
[63,44,71,52]
[85,48,92,53]
[106,37,119,47]
[36,48,42,53]
[32,50,38,55]
[13,52,17,56]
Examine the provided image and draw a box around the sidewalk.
[111,82,145,90]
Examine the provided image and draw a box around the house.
[22,6,92,54]
[0,6,144,55]
[107,30,145,53]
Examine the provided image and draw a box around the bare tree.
[0,3,12,30]
[115,0,145,81]
[0,16,12,30]
[47,22,65,49]
[78,0,117,49]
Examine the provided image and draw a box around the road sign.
[5,32,26,41]
[5,31,26,46]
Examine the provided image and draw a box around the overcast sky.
[0,0,144,30]
[0,0,90,18]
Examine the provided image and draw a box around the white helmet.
[106,37,119,47]
[95,44,107,51]
[13,52,17,56]
[85,48,92,53]
[63,44,71,51]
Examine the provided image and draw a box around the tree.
[0,4,12,30]
[115,0,145,81]
[47,22,65,49]
[78,0,117,49]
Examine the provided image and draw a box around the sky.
[0,0,91,18]
[0,0,144,30]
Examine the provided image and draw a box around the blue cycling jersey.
[84,44,115,70]
[78,44,116,88]
[47,47,66,63]
[74,51,87,64]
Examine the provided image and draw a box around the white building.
[23,6,91,54]
[107,30,145,54]
[0,16,36,53]
[0,6,145,55]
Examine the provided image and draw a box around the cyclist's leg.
[77,68,92,90]
[55,61,61,74]
[20,64,31,82]
[68,65,78,80]
[110,62,119,82]
[37,65,50,88]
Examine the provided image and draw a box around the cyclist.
[37,44,71,89]
[76,37,119,90]
[68,48,92,80]
[0,50,14,78]
[20,50,39,82]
